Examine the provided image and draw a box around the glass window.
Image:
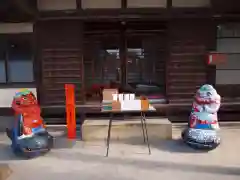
[217,25,235,38]
[0,42,6,83]
[37,0,77,11]
[0,61,6,83]
[216,54,240,70]
[172,0,210,7]
[217,39,240,53]
[7,34,34,83]
[216,23,240,85]
[127,0,167,8]
[82,0,121,9]
[217,23,240,38]
[8,60,34,83]
[216,70,240,84]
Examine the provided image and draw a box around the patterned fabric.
[13,89,37,106]
[9,89,53,158]
[102,95,156,112]
[182,128,220,149]
[14,88,32,97]
[182,84,221,150]
[12,89,45,137]
[189,84,221,130]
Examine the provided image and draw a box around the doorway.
[83,21,167,104]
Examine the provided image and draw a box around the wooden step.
[43,48,80,52]
[168,93,195,99]
[43,74,82,78]
[42,54,81,59]
[43,61,81,65]
[168,98,193,104]
[167,67,207,73]
[170,52,205,56]
[167,78,205,84]
[169,72,206,76]
[43,68,81,72]
[168,86,199,93]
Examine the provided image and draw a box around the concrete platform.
[0,128,240,180]
[82,118,172,142]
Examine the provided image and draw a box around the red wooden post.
[65,84,76,139]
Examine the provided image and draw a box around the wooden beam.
[122,0,127,8]
[12,0,37,15]
[76,0,82,9]
[211,0,240,13]
[167,0,172,9]
[37,7,217,21]
[0,0,10,12]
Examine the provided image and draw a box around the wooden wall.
[35,19,217,107]
[35,20,84,105]
[167,20,216,104]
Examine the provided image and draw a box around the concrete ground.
[0,125,239,180]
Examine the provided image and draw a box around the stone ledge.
[82,118,172,142]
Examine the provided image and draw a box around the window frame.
[0,33,35,86]
[216,23,240,85]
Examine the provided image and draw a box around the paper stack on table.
[102,89,156,112]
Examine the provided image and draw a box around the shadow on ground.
[0,130,81,161]
[111,137,206,154]
[53,136,77,149]
[0,142,24,161]
[48,149,240,176]
[47,125,82,149]
[51,131,82,149]
[151,139,207,153]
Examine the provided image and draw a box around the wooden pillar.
[206,20,217,87]
[65,84,76,139]
[120,22,127,85]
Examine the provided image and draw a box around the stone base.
[82,118,172,142]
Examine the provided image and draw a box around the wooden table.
[103,110,152,157]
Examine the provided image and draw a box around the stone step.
[82,118,172,142]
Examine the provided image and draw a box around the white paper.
[121,100,141,111]
[124,94,130,101]
[130,94,135,100]
[112,94,118,101]
[118,94,124,101]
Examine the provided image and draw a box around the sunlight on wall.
[0,88,37,107]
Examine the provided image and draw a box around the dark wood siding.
[167,20,216,104]
[36,20,84,106]
[35,19,216,109]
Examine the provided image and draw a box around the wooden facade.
[1,0,240,121]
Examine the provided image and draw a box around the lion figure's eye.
[207,92,212,96]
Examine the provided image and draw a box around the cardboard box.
[141,100,150,111]
[102,89,118,102]
[111,101,121,112]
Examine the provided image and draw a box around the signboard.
[208,52,227,65]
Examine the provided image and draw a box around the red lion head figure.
[12,89,37,107]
